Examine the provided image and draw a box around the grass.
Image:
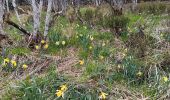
[1,2,170,100]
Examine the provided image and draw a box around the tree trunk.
[44,0,52,37]
[12,0,22,25]
[0,0,4,35]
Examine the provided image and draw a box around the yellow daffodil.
[60,84,68,92]
[83,26,87,29]
[43,44,49,49]
[79,60,84,65]
[3,58,10,65]
[102,42,106,47]
[35,45,39,50]
[79,34,83,37]
[22,64,28,69]
[56,41,60,45]
[76,24,79,27]
[99,92,108,100]
[11,60,17,67]
[124,48,128,53]
[41,40,45,44]
[90,36,94,41]
[117,64,121,69]
[122,53,126,57]
[55,90,64,98]
[62,41,66,45]
[89,46,92,50]
[99,55,104,60]
[163,76,168,82]
[137,71,142,76]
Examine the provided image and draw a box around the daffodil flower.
[99,55,104,60]
[102,42,106,47]
[83,26,87,29]
[60,84,68,92]
[55,90,64,98]
[99,92,108,100]
[89,46,92,50]
[79,34,83,37]
[79,60,84,65]
[163,76,168,82]
[56,41,60,45]
[44,44,49,49]
[62,41,66,45]
[11,60,17,67]
[90,36,94,41]
[22,64,28,69]
[35,45,39,50]
[41,40,45,44]
[3,58,10,66]
[136,71,142,76]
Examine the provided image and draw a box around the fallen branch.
[3,13,30,36]
[5,20,30,36]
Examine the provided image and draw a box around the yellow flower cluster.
[163,76,168,82]
[55,41,66,46]
[22,64,28,69]
[99,91,108,100]
[3,58,17,67]
[79,60,84,65]
[55,84,68,98]
[35,40,49,50]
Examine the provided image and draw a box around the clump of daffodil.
[35,45,39,50]
[136,71,142,77]
[3,58,10,66]
[160,33,164,38]
[122,53,126,58]
[163,76,168,82]
[43,44,49,49]
[41,40,45,44]
[124,48,128,53]
[89,46,93,50]
[62,41,66,45]
[83,26,87,29]
[79,60,84,65]
[76,24,79,27]
[99,55,104,60]
[99,91,108,100]
[11,60,17,67]
[79,34,83,37]
[90,35,94,41]
[55,84,68,98]
[117,64,121,69]
[102,42,106,47]
[60,84,68,91]
[56,90,64,98]
[56,41,60,46]
[22,64,28,69]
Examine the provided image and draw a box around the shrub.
[136,2,167,14]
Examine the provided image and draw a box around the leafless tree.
[12,0,22,25]
[31,0,43,36]
[0,0,4,35]
[44,0,52,37]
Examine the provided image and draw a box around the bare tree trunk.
[5,0,9,12]
[12,0,22,25]
[132,0,137,11]
[44,0,52,37]
[0,0,4,35]
[31,0,43,36]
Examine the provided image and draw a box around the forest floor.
[0,2,170,100]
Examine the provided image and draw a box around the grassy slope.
[1,4,170,100]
